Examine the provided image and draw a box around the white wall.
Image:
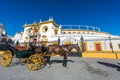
[13,21,120,52]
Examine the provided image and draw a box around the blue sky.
[0,0,120,36]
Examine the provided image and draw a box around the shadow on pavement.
[117,63,120,65]
[50,59,74,64]
[97,61,120,71]
[69,52,82,57]
[10,62,26,67]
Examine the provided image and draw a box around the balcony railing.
[60,25,100,32]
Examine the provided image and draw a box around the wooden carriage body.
[0,41,48,71]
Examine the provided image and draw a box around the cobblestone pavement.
[0,56,120,80]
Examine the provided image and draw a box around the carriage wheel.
[26,54,44,71]
[0,50,12,67]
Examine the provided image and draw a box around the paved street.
[0,56,120,80]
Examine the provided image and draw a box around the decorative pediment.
[38,20,58,28]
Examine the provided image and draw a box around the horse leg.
[63,52,68,67]
[47,56,51,65]
[46,56,51,68]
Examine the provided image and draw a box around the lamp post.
[0,28,1,37]
[109,36,118,59]
[0,24,3,37]
[58,36,60,46]
[109,36,114,53]
[81,35,84,52]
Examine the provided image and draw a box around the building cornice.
[23,20,58,28]
[38,20,58,27]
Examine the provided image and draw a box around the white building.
[0,24,12,42]
[0,24,6,37]
[13,18,120,59]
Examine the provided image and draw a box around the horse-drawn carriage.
[0,39,81,71]
[0,40,51,70]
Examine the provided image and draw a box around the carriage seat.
[15,46,29,51]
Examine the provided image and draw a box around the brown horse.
[46,44,81,67]
[47,44,80,54]
[62,44,81,53]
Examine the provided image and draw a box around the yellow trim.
[40,40,48,47]
[94,42,102,51]
[80,42,82,51]
[116,54,120,59]
[99,32,112,35]
[42,35,47,39]
[80,41,88,52]
[82,53,116,59]
[84,42,88,51]
[52,27,60,29]
[24,24,37,28]
[84,50,110,53]
[52,41,58,45]
[83,50,120,53]
[84,50,95,52]
[82,52,120,59]
[62,30,112,35]
[41,35,48,46]
[63,42,73,45]
[38,20,58,27]
[24,20,58,28]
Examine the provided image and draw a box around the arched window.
[42,26,48,32]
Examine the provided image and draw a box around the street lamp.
[81,35,84,52]
[109,36,114,53]
[58,36,60,46]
